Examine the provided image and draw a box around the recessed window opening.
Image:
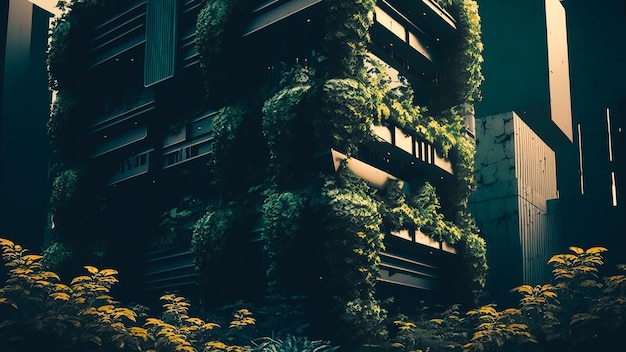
[611,171,618,207]
[607,108,614,162]
[577,123,585,195]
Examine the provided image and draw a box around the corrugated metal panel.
[512,113,560,285]
[513,113,558,207]
[144,0,178,86]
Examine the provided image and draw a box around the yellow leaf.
[97,304,115,312]
[84,265,99,274]
[206,341,227,349]
[511,285,533,295]
[42,272,61,281]
[0,238,15,247]
[114,308,137,322]
[175,345,195,352]
[50,292,70,301]
[23,255,43,261]
[585,247,608,254]
[0,297,18,309]
[130,327,149,339]
[71,276,92,285]
[99,269,118,276]
[569,247,584,254]
[202,322,220,330]
[186,317,204,325]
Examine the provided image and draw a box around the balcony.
[87,0,147,68]
[91,125,148,159]
[378,233,457,292]
[91,88,155,131]
[108,149,152,185]
[244,0,323,37]
[178,0,205,70]
[144,247,196,292]
[383,0,457,40]
[161,111,216,169]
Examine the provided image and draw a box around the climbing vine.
[46,0,487,347]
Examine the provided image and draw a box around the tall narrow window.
[607,108,614,162]
[611,171,618,207]
[577,123,585,195]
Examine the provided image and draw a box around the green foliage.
[191,202,250,303]
[253,334,339,352]
[153,195,207,249]
[42,241,74,271]
[463,305,535,352]
[385,305,470,352]
[195,0,250,103]
[460,233,488,304]
[314,78,375,156]
[210,103,268,196]
[321,167,387,345]
[319,0,376,79]
[261,68,315,185]
[261,189,318,292]
[430,0,484,110]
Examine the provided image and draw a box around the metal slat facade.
[144,0,178,86]
[513,114,560,285]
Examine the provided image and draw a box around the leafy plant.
[0,237,261,352]
[253,334,339,352]
[462,305,534,352]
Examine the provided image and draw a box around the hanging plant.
[195,0,250,103]
[430,0,484,110]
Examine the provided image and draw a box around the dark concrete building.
[0,0,51,250]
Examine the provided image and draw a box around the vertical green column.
[144,0,178,87]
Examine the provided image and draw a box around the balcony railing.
[161,111,216,169]
[378,234,456,292]
[144,247,196,292]
[92,89,155,130]
[108,149,152,185]
[369,123,453,176]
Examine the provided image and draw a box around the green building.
[46,0,485,339]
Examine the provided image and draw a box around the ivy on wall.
[45,0,487,346]
[195,0,487,343]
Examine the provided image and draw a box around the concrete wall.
[476,0,572,147]
[470,111,561,301]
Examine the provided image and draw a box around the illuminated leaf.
[585,247,607,254]
[511,285,533,295]
[84,265,99,274]
[50,292,70,301]
[569,247,584,254]
[71,276,92,285]
[23,255,43,261]
[99,269,118,276]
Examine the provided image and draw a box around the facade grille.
[144,0,178,86]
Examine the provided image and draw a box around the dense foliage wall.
[46,0,486,346]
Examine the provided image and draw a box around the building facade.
[469,0,572,301]
[0,0,51,250]
[46,0,485,337]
